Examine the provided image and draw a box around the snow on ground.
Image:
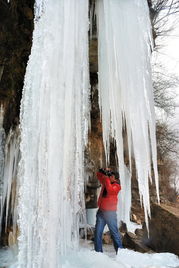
[61,248,179,268]
[0,242,179,268]
[77,241,179,268]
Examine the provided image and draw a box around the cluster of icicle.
[96,0,159,228]
[18,1,89,267]
[0,106,20,239]
[0,0,160,267]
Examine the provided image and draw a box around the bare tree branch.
[153,65,179,116]
[150,0,179,40]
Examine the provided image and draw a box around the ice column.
[117,165,131,227]
[18,1,89,267]
[96,0,159,228]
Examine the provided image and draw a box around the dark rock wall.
[143,203,179,255]
[0,0,34,134]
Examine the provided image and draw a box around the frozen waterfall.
[18,1,89,267]
[96,0,159,229]
[0,0,161,267]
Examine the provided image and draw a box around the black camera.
[106,171,113,177]
[99,168,113,177]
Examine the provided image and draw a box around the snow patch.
[2,246,179,268]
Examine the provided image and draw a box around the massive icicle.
[96,0,159,228]
[18,1,89,267]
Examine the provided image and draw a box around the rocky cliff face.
[0,0,34,133]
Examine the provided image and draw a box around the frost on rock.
[96,0,159,229]
[18,0,89,267]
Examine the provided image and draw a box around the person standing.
[94,168,123,253]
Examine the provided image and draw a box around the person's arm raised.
[104,178,121,194]
[97,170,106,185]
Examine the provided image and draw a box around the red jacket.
[97,172,121,211]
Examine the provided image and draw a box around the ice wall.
[18,0,89,267]
[96,0,159,229]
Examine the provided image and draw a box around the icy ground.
[0,241,179,268]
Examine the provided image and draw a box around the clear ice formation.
[18,1,89,267]
[96,0,159,229]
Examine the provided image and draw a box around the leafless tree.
[156,121,179,157]
[152,0,179,22]
[148,0,179,42]
[153,65,179,116]
[156,119,179,200]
